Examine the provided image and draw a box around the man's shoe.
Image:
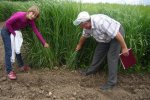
[8,71,17,80]
[79,69,87,76]
[20,65,30,72]
[85,69,97,76]
[79,68,97,76]
[100,83,115,90]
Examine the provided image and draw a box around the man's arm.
[75,36,87,51]
[115,32,129,56]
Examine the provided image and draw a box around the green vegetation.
[0,0,150,72]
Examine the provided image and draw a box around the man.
[73,11,129,90]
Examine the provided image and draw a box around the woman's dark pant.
[1,27,24,74]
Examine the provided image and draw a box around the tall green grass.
[0,0,149,72]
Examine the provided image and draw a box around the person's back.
[83,14,121,43]
[90,14,121,32]
[5,12,29,31]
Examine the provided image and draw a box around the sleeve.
[82,29,91,38]
[101,18,120,39]
[5,14,20,36]
[30,20,46,46]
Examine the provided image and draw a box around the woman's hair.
[27,5,40,18]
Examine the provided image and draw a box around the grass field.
[0,0,150,72]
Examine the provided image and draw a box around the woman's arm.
[30,20,47,46]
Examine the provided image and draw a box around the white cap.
[73,11,90,26]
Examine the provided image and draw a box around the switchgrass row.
[0,0,150,72]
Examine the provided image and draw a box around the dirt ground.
[0,22,150,100]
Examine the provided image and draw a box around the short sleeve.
[101,18,120,39]
[82,29,91,38]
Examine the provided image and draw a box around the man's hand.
[75,36,87,51]
[75,44,82,51]
[44,42,49,48]
[122,48,129,56]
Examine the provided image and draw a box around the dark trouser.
[16,53,24,67]
[87,26,125,85]
[1,27,24,74]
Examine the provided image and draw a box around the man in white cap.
[73,11,129,90]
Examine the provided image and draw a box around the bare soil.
[0,22,150,100]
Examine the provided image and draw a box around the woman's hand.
[44,43,49,48]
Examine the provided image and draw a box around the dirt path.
[0,22,150,100]
[0,22,4,69]
[0,22,4,28]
